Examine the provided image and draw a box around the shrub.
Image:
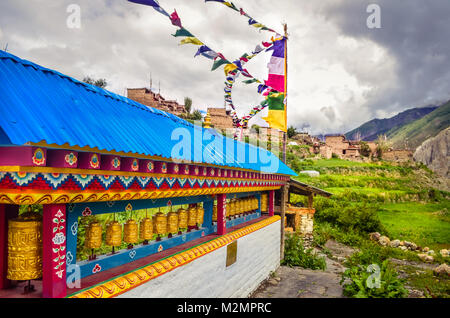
[282,233,327,270]
[340,260,408,298]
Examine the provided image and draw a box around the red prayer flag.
[170,10,182,28]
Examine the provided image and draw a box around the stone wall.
[382,149,413,162]
[127,88,186,116]
[208,108,234,131]
[118,220,281,298]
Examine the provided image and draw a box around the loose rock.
[423,247,430,253]
[379,236,390,246]
[439,249,449,258]
[369,232,381,242]
[390,239,401,248]
[418,253,434,263]
[433,263,450,276]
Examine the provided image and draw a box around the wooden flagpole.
[280,23,288,260]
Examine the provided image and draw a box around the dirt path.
[251,240,356,298]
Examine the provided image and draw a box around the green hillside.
[345,106,437,141]
[387,101,450,150]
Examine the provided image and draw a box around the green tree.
[375,134,391,159]
[287,126,298,139]
[251,124,260,134]
[360,141,371,157]
[83,76,107,89]
[191,110,202,121]
[184,97,192,114]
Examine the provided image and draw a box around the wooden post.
[308,194,314,209]
[216,194,227,235]
[42,204,67,298]
[0,204,19,289]
[280,185,288,260]
[268,190,275,216]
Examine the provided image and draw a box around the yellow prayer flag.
[179,37,204,46]
[224,63,238,75]
[262,110,287,132]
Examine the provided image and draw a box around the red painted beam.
[268,190,275,216]
[216,194,227,235]
[42,205,67,298]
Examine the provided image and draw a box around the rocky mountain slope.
[414,127,449,178]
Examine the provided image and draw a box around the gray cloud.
[0,0,449,135]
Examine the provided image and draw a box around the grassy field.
[289,158,450,251]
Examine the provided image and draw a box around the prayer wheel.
[139,218,153,241]
[167,212,179,235]
[187,207,197,228]
[106,221,122,247]
[212,205,217,222]
[84,222,102,249]
[177,208,188,229]
[261,194,268,212]
[226,201,232,218]
[7,212,42,281]
[196,205,204,227]
[123,219,139,244]
[154,212,167,235]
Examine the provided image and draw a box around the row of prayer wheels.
[211,197,259,222]
[261,194,268,212]
[85,205,205,250]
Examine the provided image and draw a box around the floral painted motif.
[161,163,167,174]
[158,245,163,253]
[173,164,179,173]
[82,207,92,216]
[125,203,133,211]
[194,167,199,175]
[90,154,100,169]
[147,161,154,172]
[92,264,102,274]
[65,152,78,166]
[66,251,73,265]
[32,148,46,166]
[52,209,66,279]
[203,167,207,176]
[184,165,190,174]
[211,169,215,176]
[71,221,78,236]
[129,250,137,259]
[131,159,139,171]
[112,157,121,169]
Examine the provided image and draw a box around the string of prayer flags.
[211,58,230,71]
[128,0,170,17]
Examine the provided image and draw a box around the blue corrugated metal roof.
[0,50,296,175]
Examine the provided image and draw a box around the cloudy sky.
[0,0,449,135]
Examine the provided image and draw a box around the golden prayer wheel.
[154,212,167,235]
[196,205,204,227]
[238,200,244,215]
[123,219,139,244]
[228,200,234,217]
[84,222,102,249]
[7,213,42,281]
[187,207,197,227]
[106,221,122,247]
[167,212,179,234]
[226,201,231,218]
[140,218,153,241]
[212,205,217,222]
[177,208,188,229]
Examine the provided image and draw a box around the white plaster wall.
[119,220,281,298]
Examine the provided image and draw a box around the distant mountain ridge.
[388,100,450,150]
[345,106,438,141]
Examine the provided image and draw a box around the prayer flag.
[172,28,194,37]
[179,37,204,46]
[170,10,182,28]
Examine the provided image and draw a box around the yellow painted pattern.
[69,216,280,298]
[0,186,281,205]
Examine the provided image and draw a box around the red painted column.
[268,190,275,216]
[216,194,227,235]
[0,204,19,289]
[42,204,67,298]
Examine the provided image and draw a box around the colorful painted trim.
[0,171,282,204]
[69,215,280,298]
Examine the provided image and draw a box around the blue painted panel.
[212,212,261,232]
